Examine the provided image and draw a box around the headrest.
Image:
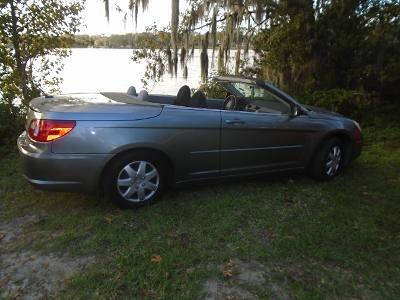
[175,85,191,106]
[191,90,207,108]
[137,90,149,101]
[127,86,137,96]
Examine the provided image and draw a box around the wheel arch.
[309,130,353,168]
[99,147,175,189]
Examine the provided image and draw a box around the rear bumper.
[352,142,362,160]
[17,131,111,192]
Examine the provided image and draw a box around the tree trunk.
[170,0,179,76]
[9,0,28,103]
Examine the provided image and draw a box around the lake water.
[59,48,253,95]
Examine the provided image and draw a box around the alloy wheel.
[117,161,160,202]
[325,145,342,177]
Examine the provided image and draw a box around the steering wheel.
[223,95,238,110]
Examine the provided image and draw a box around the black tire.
[103,150,167,208]
[309,138,345,181]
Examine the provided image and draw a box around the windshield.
[230,82,291,114]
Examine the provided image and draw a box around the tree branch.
[183,15,228,33]
[183,8,270,34]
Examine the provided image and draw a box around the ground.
[0,106,399,299]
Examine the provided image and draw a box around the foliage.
[253,0,400,101]
[0,0,84,147]
[131,25,171,88]
[197,79,226,99]
[299,89,379,119]
[119,0,400,104]
[119,0,271,85]
[0,103,25,149]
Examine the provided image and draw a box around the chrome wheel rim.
[325,145,342,177]
[117,161,160,203]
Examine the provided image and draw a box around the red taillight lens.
[28,119,76,142]
[353,127,362,144]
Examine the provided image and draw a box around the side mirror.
[290,105,298,117]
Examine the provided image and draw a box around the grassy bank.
[1,107,399,299]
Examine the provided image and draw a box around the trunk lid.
[27,92,163,124]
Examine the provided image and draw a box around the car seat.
[127,86,137,96]
[191,90,207,108]
[137,90,149,101]
[174,85,191,106]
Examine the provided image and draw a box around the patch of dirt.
[202,259,290,300]
[0,215,93,299]
[232,259,266,286]
[202,279,257,300]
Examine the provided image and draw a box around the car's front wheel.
[103,151,167,208]
[310,138,345,181]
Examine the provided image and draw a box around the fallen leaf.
[150,255,162,264]
[226,259,234,268]
[0,232,6,241]
[104,215,113,224]
[141,289,154,297]
[185,267,194,274]
[223,269,233,278]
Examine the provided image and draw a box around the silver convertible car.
[18,76,362,207]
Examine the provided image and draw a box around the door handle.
[225,119,245,125]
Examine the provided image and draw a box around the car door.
[156,105,222,183]
[219,82,311,176]
[220,111,311,176]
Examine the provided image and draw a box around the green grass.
[1,109,400,299]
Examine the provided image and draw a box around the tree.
[254,0,400,97]
[0,0,83,106]
[105,0,271,86]
[0,0,83,147]
[106,0,399,100]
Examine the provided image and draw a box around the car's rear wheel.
[310,138,344,181]
[103,151,167,208]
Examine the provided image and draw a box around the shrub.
[299,89,378,119]
[0,103,25,150]
[197,80,227,99]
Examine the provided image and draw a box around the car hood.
[304,105,344,120]
[29,92,163,121]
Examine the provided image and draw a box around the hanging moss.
[211,7,217,56]
[183,65,188,79]
[180,47,186,68]
[218,45,225,74]
[166,46,172,74]
[104,0,109,22]
[255,0,264,23]
[235,46,241,75]
[122,0,265,82]
[128,0,150,28]
[200,32,209,82]
[201,50,209,82]
[173,49,178,77]
[191,43,195,58]
[170,0,179,77]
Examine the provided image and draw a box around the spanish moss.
[104,0,109,22]
[180,47,186,69]
[121,0,271,82]
[200,31,209,82]
[171,0,179,76]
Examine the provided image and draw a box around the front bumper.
[17,131,111,192]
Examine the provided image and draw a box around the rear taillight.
[353,127,362,144]
[28,119,76,142]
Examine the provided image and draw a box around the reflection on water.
[59,48,254,95]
